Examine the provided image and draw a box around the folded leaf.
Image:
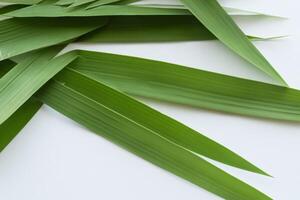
[72,50,300,122]
[0,47,76,124]
[0,17,106,60]
[180,0,286,85]
[36,68,271,199]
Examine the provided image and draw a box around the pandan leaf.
[80,16,277,43]
[0,60,41,152]
[86,0,123,9]
[36,68,271,200]
[5,3,270,17]
[0,47,76,124]
[179,0,286,85]
[0,17,107,60]
[4,4,191,17]
[71,50,300,122]
[0,98,41,152]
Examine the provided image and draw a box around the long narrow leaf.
[0,0,41,5]
[86,0,122,9]
[0,50,267,175]
[5,4,190,17]
[5,3,272,17]
[0,17,106,60]
[0,98,41,151]
[36,68,271,199]
[80,16,274,43]
[180,0,286,85]
[0,60,41,152]
[0,47,76,124]
[72,50,300,122]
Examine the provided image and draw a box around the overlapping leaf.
[0,47,76,124]
[0,60,41,152]
[0,0,40,5]
[80,16,269,43]
[4,3,274,17]
[0,50,268,175]
[0,17,106,60]
[0,0,287,198]
[180,0,286,85]
[0,50,271,198]
[72,50,300,122]
[0,98,41,151]
[36,68,271,200]
[86,0,123,9]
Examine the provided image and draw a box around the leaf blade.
[0,48,77,124]
[72,50,300,122]
[179,0,286,85]
[36,68,271,200]
[0,60,41,152]
[0,17,106,60]
[80,16,270,43]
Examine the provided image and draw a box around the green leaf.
[80,16,276,43]
[55,0,74,6]
[36,68,271,200]
[0,60,41,152]
[5,4,190,17]
[0,0,41,5]
[123,3,282,18]
[0,59,15,77]
[5,3,267,17]
[72,50,300,122]
[0,98,41,152]
[179,0,286,85]
[0,17,107,60]
[69,66,267,176]
[86,0,123,9]
[69,0,98,8]
[0,49,268,175]
[0,47,77,124]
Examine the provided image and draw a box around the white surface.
[0,0,300,199]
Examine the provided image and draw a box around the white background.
[0,0,299,199]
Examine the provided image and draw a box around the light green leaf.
[0,59,41,152]
[72,50,300,122]
[36,68,271,199]
[180,0,286,85]
[0,17,107,60]
[0,47,77,124]
[55,0,74,6]
[69,0,97,8]
[5,4,190,17]
[0,0,41,5]
[86,0,122,9]
[6,3,274,17]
